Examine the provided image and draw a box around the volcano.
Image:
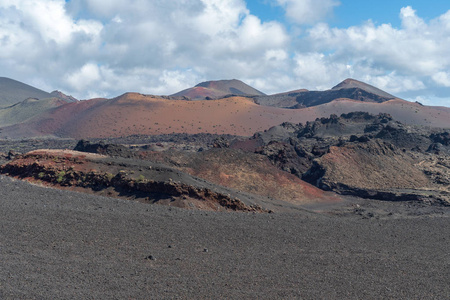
[171,79,266,99]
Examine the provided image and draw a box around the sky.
[1,0,450,107]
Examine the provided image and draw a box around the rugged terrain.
[231,112,450,205]
[1,112,449,211]
[1,148,328,212]
[1,94,449,139]
[1,77,450,139]
[253,78,397,108]
[1,77,450,299]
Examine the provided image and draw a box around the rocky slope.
[0,111,448,207]
[0,150,271,212]
[254,78,397,108]
[1,147,341,212]
[2,174,449,299]
[231,112,450,205]
[171,79,265,99]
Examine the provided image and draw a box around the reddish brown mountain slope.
[171,79,265,99]
[140,148,340,206]
[0,94,449,139]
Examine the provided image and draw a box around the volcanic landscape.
[1,77,449,299]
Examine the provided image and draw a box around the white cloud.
[65,63,101,92]
[363,73,425,94]
[0,0,291,97]
[409,96,450,107]
[293,52,349,90]
[400,6,425,31]
[274,0,340,24]
[0,0,102,45]
[306,7,449,76]
[0,1,449,107]
[432,72,450,87]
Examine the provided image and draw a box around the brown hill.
[138,148,340,206]
[171,79,265,99]
[0,78,79,127]
[50,90,78,103]
[0,94,449,139]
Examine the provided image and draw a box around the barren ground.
[2,95,450,139]
[1,175,449,299]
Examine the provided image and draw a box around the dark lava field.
[1,112,450,299]
[1,175,449,299]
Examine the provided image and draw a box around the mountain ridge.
[171,79,266,99]
[254,78,397,108]
[0,77,53,107]
[331,78,395,99]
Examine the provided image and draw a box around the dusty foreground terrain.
[1,175,449,299]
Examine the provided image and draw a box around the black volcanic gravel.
[0,175,449,299]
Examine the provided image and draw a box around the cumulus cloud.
[432,72,450,87]
[1,0,292,97]
[287,5,450,105]
[274,0,340,24]
[65,63,101,92]
[0,1,449,107]
[293,52,349,90]
[306,7,450,76]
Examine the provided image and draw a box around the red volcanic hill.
[171,79,266,99]
[1,91,449,139]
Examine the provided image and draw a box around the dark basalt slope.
[254,78,397,108]
[231,112,450,204]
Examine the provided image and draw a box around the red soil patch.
[1,150,266,212]
[141,149,342,205]
[172,86,222,99]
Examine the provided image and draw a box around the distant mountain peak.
[195,79,241,87]
[332,78,362,88]
[50,90,78,103]
[0,77,53,107]
[171,79,265,99]
[332,78,395,99]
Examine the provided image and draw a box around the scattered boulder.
[430,132,450,146]
[211,137,230,148]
